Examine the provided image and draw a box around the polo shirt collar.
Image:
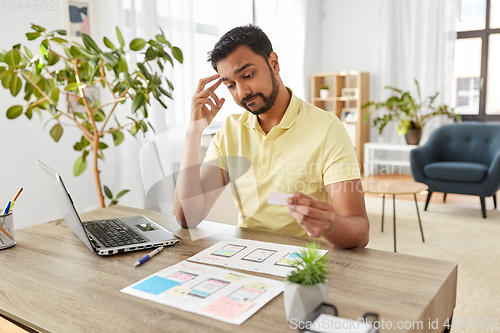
[244,88,299,130]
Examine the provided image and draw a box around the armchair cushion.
[424,162,488,183]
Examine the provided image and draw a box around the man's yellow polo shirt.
[203,91,360,238]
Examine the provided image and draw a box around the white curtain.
[254,0,308,100]
[373,0,459,145]
[92,0,195,212]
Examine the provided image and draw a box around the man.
[175,25,369,248]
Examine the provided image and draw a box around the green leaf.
[50,123,64,142]
[129,123,138,136]
[130,38,146,51]
[110,200,118,206]
[1,72,12,89]
[82,34,101,53]
[65,82,79,91]
[111,129,124,146]
[98,142,109,150]
[131,93,145,113]
[102,52,117,66]
[158,86,172,99]
[103,37,116,50]
[47,53,59,66]
[0,68,11,80]
[30,24,46,32]
[103,185,113,199]
[24,46,33,59]
[156,34,168,45]
[51,37,68,44]
[51,88,60,102]
[25,107,33,120]
[145,47,157,59]
[116,189,129,199]
[4,49,21,67]
[118,56,128,73]
[137,63,152,81]
[80,136,90,147]
[74,156,87,176]
[9,75,22,97]
[116,27,125,48]
[74,112,85,119]
[55,30,67,36]
[172,47,183,64]
[26,32,41,41]
[39,40,49,55]
[93,110,105,122]
[74,142,84,151]
[6,105,23,119]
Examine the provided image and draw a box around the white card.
[267,192,293,205]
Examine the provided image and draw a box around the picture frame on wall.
[63,0,91,41]
[68,86,100,114]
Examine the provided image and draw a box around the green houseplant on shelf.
[319,84,329,99]
[284,242,329,322]
[362,79,461,145]
[0,24,182,207]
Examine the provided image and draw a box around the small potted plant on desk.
[284,242,329,322]
[362,79,461,145]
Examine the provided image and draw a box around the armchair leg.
[443,193,447,202]
[425,192,433,211]
[480,197,487,218]
[494,195,497,209]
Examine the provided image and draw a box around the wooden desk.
[0,206,457,333]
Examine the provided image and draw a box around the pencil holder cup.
[0,212,16,249]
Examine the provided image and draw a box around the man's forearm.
[323,214,369,248]
[174,124,206,227]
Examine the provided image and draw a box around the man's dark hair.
[207,25,273,71]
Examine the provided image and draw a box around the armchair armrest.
[482,150,500,195]
[410,145,440,182]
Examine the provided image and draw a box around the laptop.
[38,160,180,255]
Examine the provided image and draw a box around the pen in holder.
[0,211,16,249]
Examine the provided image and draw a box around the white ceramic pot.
[319,89,329,99]
[283,279,329,322]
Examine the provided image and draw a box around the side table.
[363,180,428,252]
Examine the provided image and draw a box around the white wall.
[317,0,405,144]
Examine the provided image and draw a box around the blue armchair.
[411,123,500,218]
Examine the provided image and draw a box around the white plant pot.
[283,279,329,322]
[319,89,329,99]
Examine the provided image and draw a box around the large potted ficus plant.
[0,24,182,207]
[362,79,461,145]
[284,242,329,322]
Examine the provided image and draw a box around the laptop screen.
[38,160,95,253]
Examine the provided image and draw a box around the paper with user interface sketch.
[121,261,283,325]
[187,239,329,277]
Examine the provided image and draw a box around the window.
[453,0,500,119]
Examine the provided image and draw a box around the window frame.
[459,0,500,121]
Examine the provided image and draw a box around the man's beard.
[240,67,280,116]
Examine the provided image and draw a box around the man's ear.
[268,52,280,74]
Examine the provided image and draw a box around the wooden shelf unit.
[311,71,370,173]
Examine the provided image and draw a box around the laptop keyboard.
[85,219,148,248]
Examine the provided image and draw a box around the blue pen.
[133,246,164,266]
[2,201,11,215]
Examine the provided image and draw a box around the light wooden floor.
[362,173,499,211]
[0,316,32,333]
